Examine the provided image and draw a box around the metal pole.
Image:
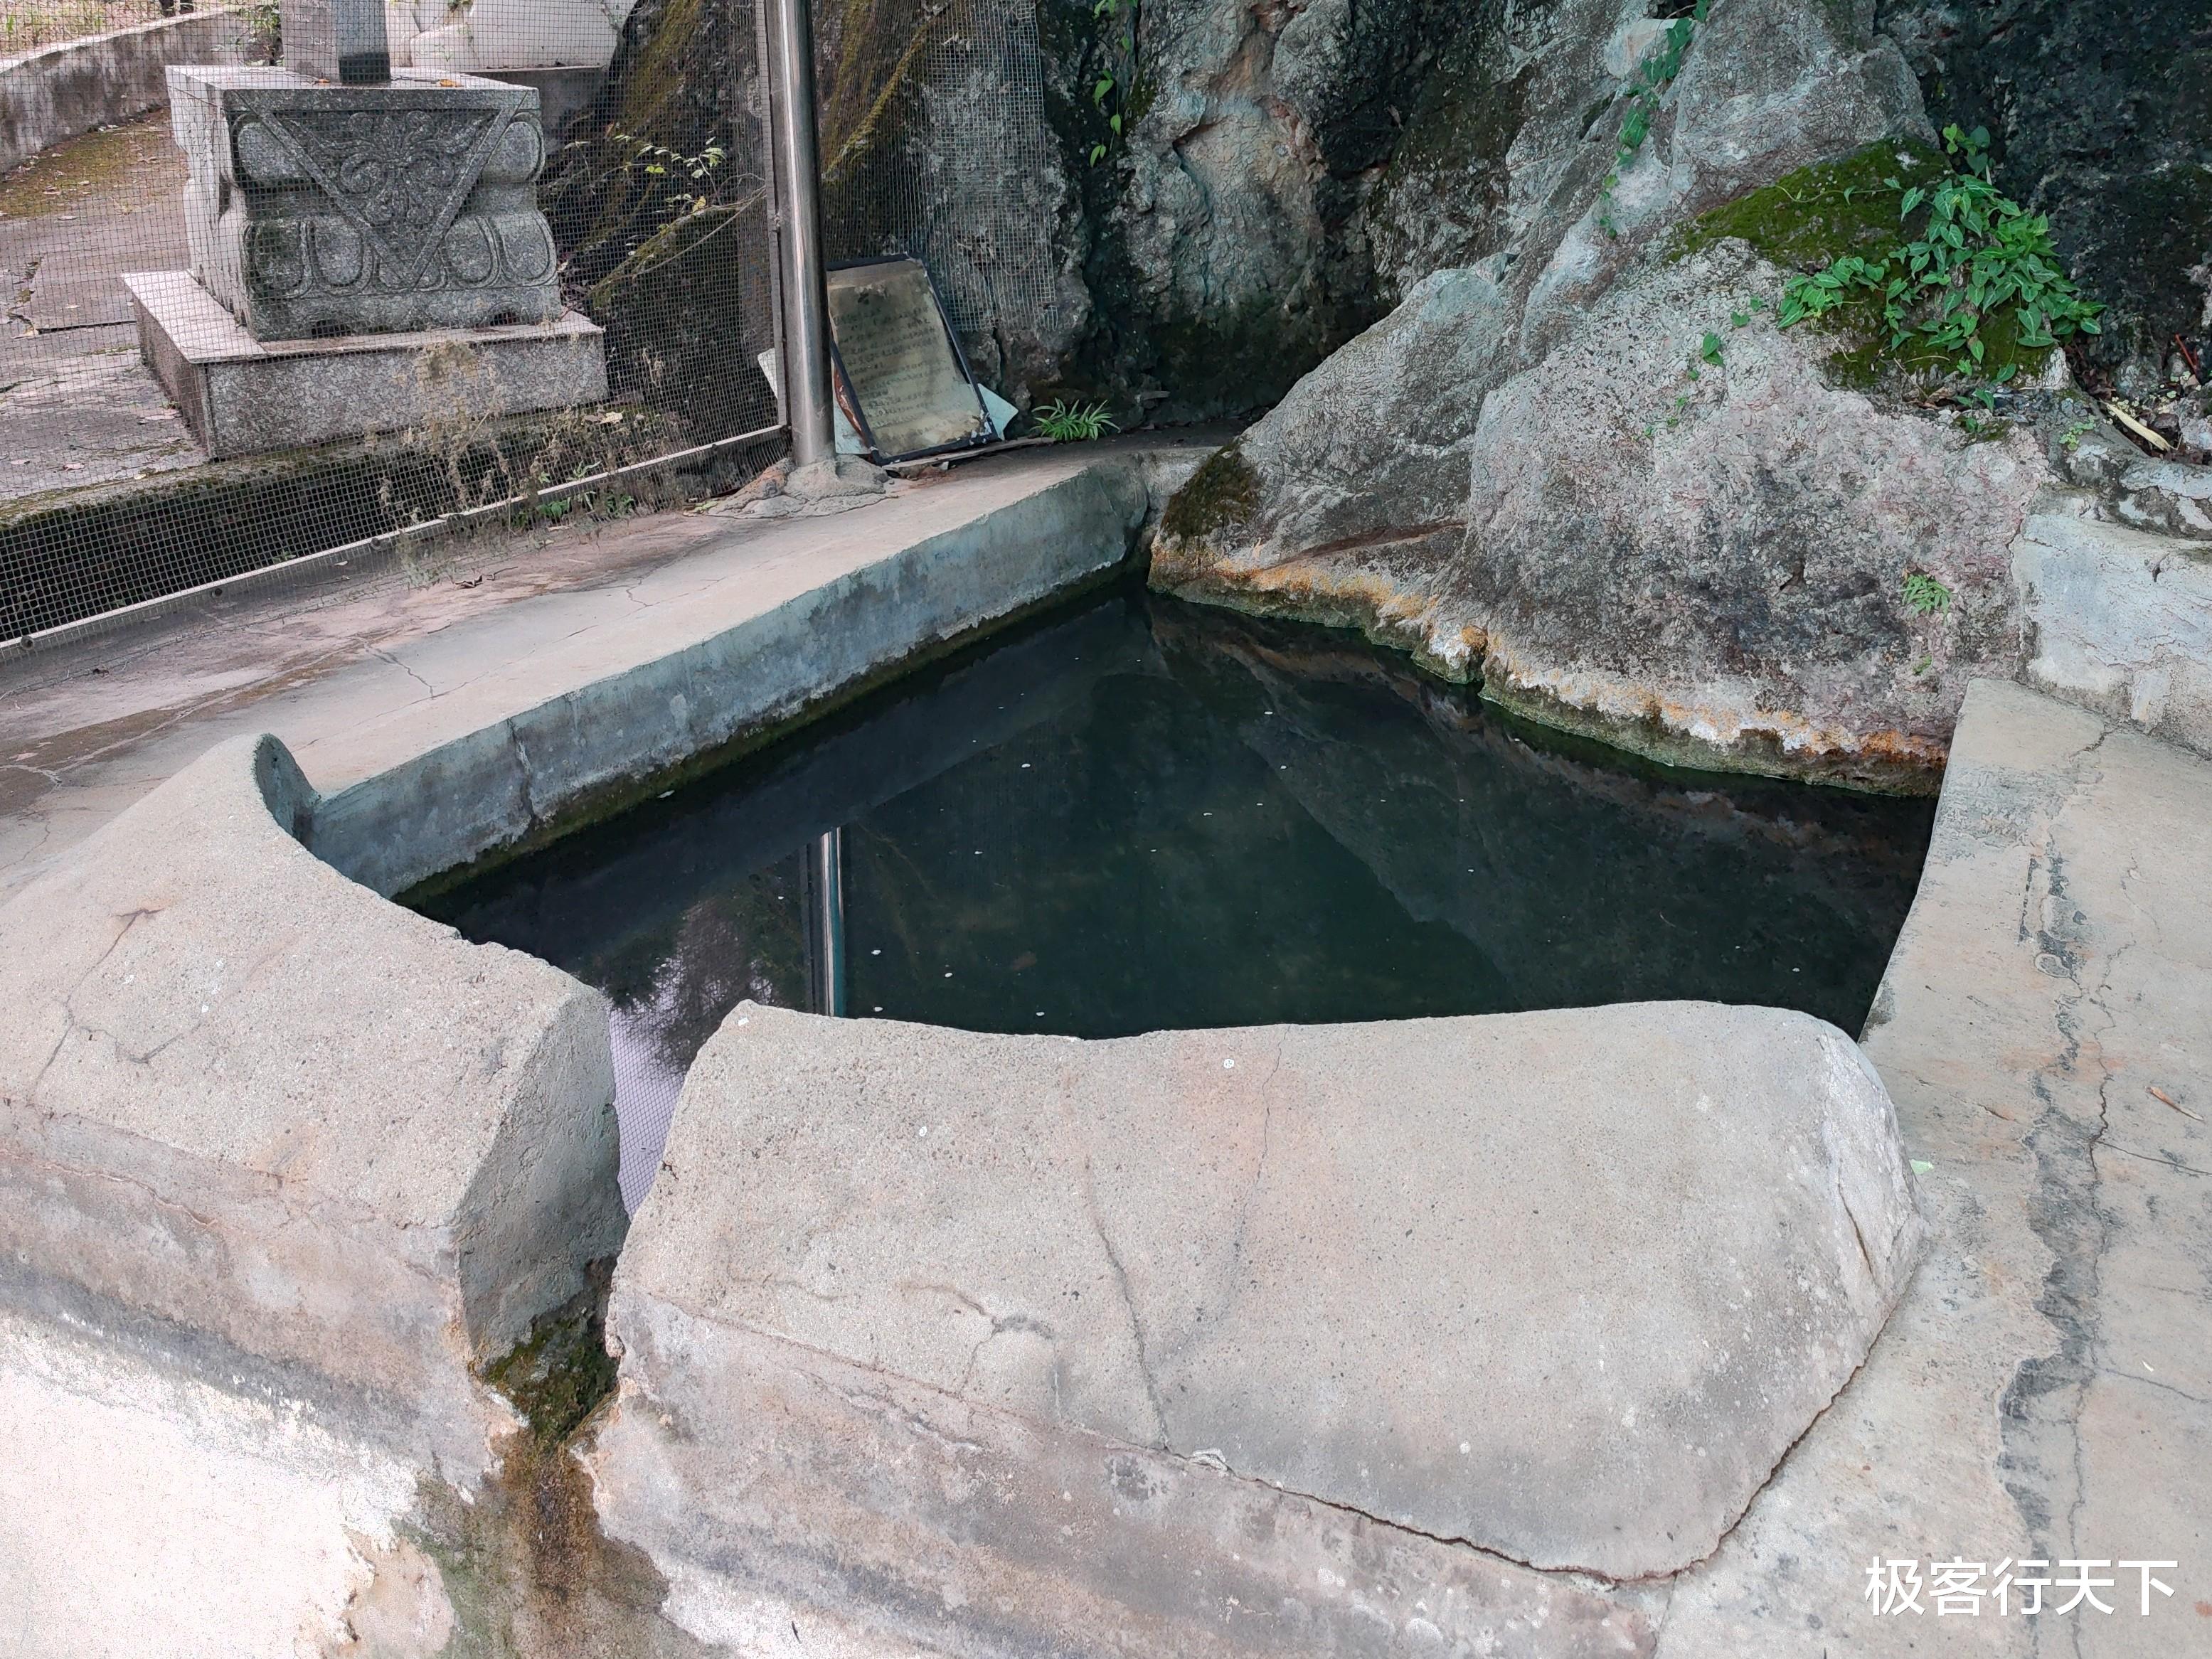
[766,0,836,467]
[808,827,847,1016]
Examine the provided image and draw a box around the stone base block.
[127,268,608,458]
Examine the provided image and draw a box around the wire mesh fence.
[0,0,1061,655]
[0,0,786,651]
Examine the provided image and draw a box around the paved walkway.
[0,438,1197,900]
[1,112,200,500]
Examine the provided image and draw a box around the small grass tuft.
[1902,570,1953,617]
[1031,399,1120,442]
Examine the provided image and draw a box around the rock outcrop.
[1881,0,2212,388]
[558,0,2206,425]
[1150,0,2100,785]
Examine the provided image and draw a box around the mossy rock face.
[1674,140,2058,393]
[1160,443,1261,544]
[542,0,745,292]
[482,1277,620,1451]
[1671,140,1947,270]
[1364,0,1530,299]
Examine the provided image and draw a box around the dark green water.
[418,585,1935,1204]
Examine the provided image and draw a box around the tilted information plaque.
[825,257,994,463]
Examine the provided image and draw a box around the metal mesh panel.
[1,0,784,652]
[817,0,1075,396]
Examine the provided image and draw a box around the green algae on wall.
[1160,442,1261,543]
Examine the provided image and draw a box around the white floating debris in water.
[657,791,672,799]
[872,949,881,955]
[873,1005,883,1012]
[944,971,953,978]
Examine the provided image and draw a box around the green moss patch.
[482,1273,620,1450]
[1673,141,1949,270]
[1161,444,1261,543]
[1675,139,2070,390]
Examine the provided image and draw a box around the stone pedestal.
[168,65,564,341]
[131,60,608,457]
[126,270,607,458]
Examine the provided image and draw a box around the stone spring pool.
[419,584,1937,1205]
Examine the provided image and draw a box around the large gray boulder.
[1455,242,2045,787]
[1152,0,2070,787]
[591,999,1920,1652]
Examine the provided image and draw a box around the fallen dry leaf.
[2149,1086,2204,1123]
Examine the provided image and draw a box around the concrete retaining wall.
[0,10,253,178]
[309,459,1156,897]
[0,732,624,1481]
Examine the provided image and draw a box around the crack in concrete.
[1077,1153,1170,1452]
[2096,1139,2212,1180]
[1994,788,2132,1659]
[29,906,163,1101]
[2101,1367,2212,1409]
[366,644,437,699]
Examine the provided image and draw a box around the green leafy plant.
[610,133,728,224]
[1902,570,1952,617]
[1032,399,1120,442]
[1901,570,1953,676]
[1086,0,1141,165]
[2060,415,2097,451]
[1598,1,1711,236]
[1777,124,2102,384]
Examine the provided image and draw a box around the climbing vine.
[1777,124,2102,385]
[1086,0,1141,165]
[1598,0,1709,237]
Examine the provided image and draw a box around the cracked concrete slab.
[590,998,1920,1650]
[1654,679,2212,1657]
